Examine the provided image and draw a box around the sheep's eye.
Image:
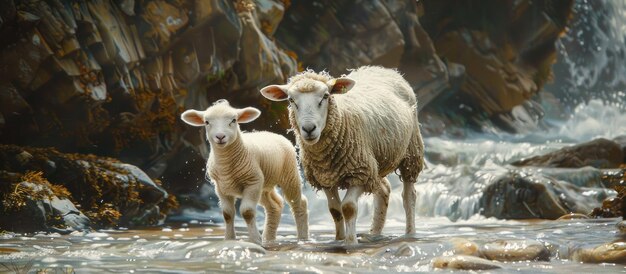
[288,97,298,109]
[230,118,236,125]
[319,93,329,106]
[204,121,209,125]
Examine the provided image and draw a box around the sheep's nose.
[301,125,316,135]
[216,134,225,141]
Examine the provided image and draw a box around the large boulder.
[512,138,624,169]
[480,171,610,219]
[0,144,177,233]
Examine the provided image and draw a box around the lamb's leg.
[323,187,345,240]
[342,185,365,244]
[259,189,283,242]
[370,177,391,235]
[402,180,417,234]
[281,185,309,240]
[218,194,236,240]
[240,184,263,244]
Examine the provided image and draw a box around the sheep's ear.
[237,107,261,123]
[180,109,205,127]
[328,77,355,94]
[260,84,289,101]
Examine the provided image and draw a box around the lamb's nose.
[216,134,225,141]
[302,125,316,135]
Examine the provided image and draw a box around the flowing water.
[3,0,626,273]
[1,100,624,273]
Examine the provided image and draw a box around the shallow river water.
[0,217,625,273]
[1,99,625,273]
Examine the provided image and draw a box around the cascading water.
[3,0,626,272]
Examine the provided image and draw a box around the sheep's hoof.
[344,237,359,245]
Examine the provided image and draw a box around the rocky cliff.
[0,0,576,231]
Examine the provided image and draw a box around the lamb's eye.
[204,121,209,125]
[323,93,329,100]
[230,118,236,125]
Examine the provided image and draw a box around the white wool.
[182,102,309,243]
[290,66,425,192]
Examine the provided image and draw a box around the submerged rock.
[481,239,550,262]
[572,242,626,264]
[450,238,481,256]
[557,213,590,220]
[512,138,624,169]
[432,255,502,270]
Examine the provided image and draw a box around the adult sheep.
[180,100,309,244]
[260,66,425,244]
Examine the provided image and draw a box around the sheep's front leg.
[402,180,417,234]
[323,187,345,240]
[240,183,263,244]
[218,194,236,240]
[342,185,365,244]
[370,177,391,235]
[260,189,284,242]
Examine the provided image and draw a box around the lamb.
[180,99,309,244]
[260,66,425,244]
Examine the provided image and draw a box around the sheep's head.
[260,70,355,145]
[180,99,261,148]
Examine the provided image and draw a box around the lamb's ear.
[260,84,289,101]
[328,77,355,94]
[180,109,205,127]
[237,107,261,123]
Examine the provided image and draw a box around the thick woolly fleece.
[289,66,425,193]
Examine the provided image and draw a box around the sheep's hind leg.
[342,185,365,245]
[218,194,236,240]
[324,187,345,240]
[370,177,390,235]
[240,184,263,244]
[402,180,417,234]
[260,189,283,242]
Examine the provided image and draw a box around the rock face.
[0,0,578,222]
[512,138,624,168]
[418,0,574,133]
[0,144,177,233]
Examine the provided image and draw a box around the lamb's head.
[260,70,355,145]
[180,99,261,148]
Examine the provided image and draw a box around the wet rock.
[557,213,590,220]
[450,238,481,256]
[276,0,406,72]
[617,220,626,233]
[0,180,90,233]
[0,144,177,232]
[480,171,610,219]
[512,138,624,169]
[572,242,626,264]
[590,184,626,219]
[418,0,574,132]
[614,136,626,163]
[481,239,550,262]
[432,255,502,270]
